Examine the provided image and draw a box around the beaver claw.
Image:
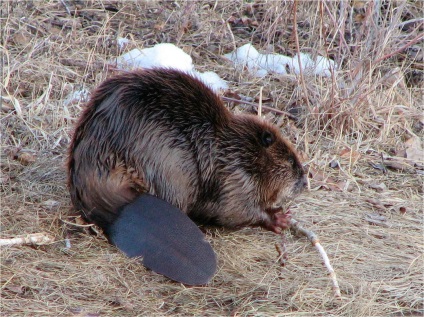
[265,209,292,234]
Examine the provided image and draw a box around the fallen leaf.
[406,147,424,163]
[364,213,390,227]
[352,0,367,9]
[227,16,237,24]
[223,90,242,101]
[153,22,165,31]
[12,30,30,46]
[384,159,414,171]
[329,160,340,169]
[365,198,387,211]
[69,308,100,317]
[75,217,87,226]
[370,162,388,173]
[339,148,361,165]
[405,136,422,148]
[0,171,10,185]
[42,200,60,209]
[367,182,387,193]
[254,95,272,103]
[403,136,423,163]
[107,296,135,310]
[4,285,26,295]
[308,167,345,191]
[395,148,407,158]
[17,151,36,165]
[1,96,22,116]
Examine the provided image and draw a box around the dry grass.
[1,1,423,316]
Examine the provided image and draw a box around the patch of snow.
[115,43,228,92]
[117,37,130,50]
[315,55,337,77]
[194,71,228,92]
[257,54,292,75]
[290,52,315,75]
[116,43,194,72]
[224,43,260,69]
[224,44,338,78]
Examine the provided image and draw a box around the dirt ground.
[1,1,423,316]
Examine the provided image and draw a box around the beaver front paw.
[264,209,292,234]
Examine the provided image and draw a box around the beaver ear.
[259,130,275,148]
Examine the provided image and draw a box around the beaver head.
[187,112,306,233]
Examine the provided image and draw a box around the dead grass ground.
[1,1,423,316]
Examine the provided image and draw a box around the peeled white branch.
[0,232,54,246]
[289,218,341,298]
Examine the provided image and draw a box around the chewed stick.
[0,232,54,246]
[289,218,341,298]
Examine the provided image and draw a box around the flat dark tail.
[108,194,217,285]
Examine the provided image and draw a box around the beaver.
[68,68,306,285]
[67,68,306,283]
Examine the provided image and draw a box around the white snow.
[224,43,337,78]
[117,37,130,50]
[194,71,228,92]
[116,44,194,73]
[113,42,336,93]
[257,53,292,75]
[290,52,315,75]
[315,55,337,77]
[115,43,228,92]
[224,43,260,69]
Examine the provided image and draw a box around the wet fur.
[68,68,306,236]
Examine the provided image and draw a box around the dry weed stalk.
[292,0,311,111]
[221,96,297,119]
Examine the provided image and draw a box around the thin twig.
[59,0,71,15]
[374,33,424,64]
[61,218,95,228]
[397,18,424,29]
[289,218,342,299]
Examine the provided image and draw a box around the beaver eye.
[260,131,275,147]
[288,156,299,168]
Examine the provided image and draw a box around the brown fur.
[68,68,306,235]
